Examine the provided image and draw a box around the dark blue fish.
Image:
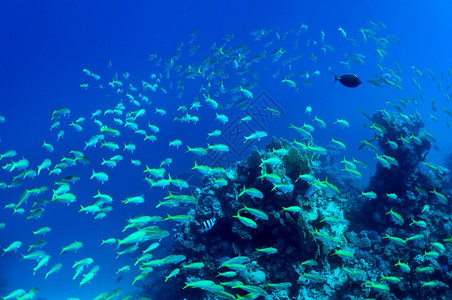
[334,73,361,88]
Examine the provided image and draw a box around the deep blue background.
[1,0,451,156]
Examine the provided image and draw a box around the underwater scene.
[1,1,452,299]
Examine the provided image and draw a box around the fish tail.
[333,74,338,83]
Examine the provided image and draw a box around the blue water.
[1,1,452,299]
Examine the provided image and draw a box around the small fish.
[122,195,145,205]
[90,170,109,184]
[215,113,229,124]
[334,74,362,88]
[233,212,257,229]
[1,289,26,299]
[201,216,216,231]
[238,186,264,199]
[240,116,252,123]
[256,247,278,254]
[42,141,54,152]
[169,139,182,148]
[33,254,51,275]
[33,227,51,235]
[207,130,221,138]
[338,26,347,38]
[3,241,22,256]
[244,131,267,143]
[165,268,180,283]
[45,263,63,280]
[281,206,302,213]
[60,241,83,255]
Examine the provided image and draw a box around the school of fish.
[1,19,452,300]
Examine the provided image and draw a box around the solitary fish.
[201,216,216,231]
[334,74,361,88]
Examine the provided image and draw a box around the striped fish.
[201,217,216,231]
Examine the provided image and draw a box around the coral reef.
[349,109,452,299]
[139,137,358,299]
[140,114,452,299]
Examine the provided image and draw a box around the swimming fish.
[334,74,362,88]
[201,216,216,231]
